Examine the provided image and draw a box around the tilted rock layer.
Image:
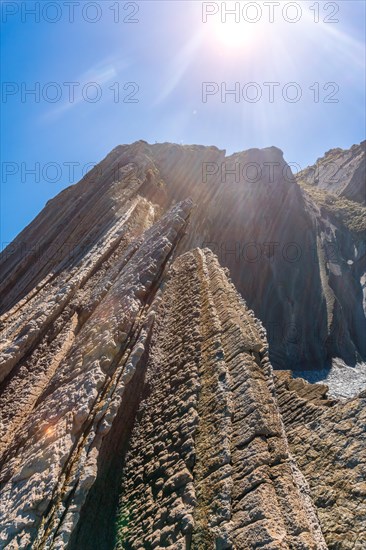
[0,141,365,549]
[1,140,365,368]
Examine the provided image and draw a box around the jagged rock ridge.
[0,141,365,549]
[297,140,366,204]
[1,140,365,369]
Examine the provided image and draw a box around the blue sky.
[1,0,365,245]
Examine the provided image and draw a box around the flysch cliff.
[1,140,365,370]
[0,141,365,549]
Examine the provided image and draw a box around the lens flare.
[211,19,257,48]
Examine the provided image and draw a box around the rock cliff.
[0,141,365,549]
[1,140,365,369]
[297,140,365,205]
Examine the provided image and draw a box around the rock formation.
[275,372,366,549]
[1,140,365,369]
[297,140,365,205]
[0,140,365,549]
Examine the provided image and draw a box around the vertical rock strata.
[1,140,365,369]
[114,249,327,549]
[0,230,330,549]
[0,200,192,548]
[0,140,365,549]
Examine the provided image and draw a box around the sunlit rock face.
[1,140,365,369]
[297,140,366,204]
[0,141,365,549]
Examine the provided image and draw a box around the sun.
[211,18,257,48]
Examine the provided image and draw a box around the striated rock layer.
[0,200,192,548]
[275,372,366,549]
[112,249,326,550]
[0,238,330,549]
[1,140,365,369]
[0,141,365,549]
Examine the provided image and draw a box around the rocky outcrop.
[297,140,366,204]
[112,249,326,550]
[295,142,366,366]
[0,140,365,549]
[1,141,365,369]
[0,242,332,549]
[0,199,192,548]
[275,372,366,549]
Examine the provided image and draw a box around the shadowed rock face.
[1,140,365,369]
[0,199,193,548]
[0,141,365,549]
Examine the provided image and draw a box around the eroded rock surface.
[1,245,333,549]
[297,141,366,204]
[0,141,365,549]
[113,249,327,550]
[2,140,365,369]
[0,199,191,548]
[275,371,366,549]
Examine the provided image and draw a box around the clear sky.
[1,0,365,245]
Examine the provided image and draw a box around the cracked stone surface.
[0,141,365,549]
[1,140,365,370]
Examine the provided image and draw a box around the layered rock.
[275,372,366,549]
[112,249,326,550]
[0,242,331,549]
[297,140,366,204]
[0,200,192,548]
[2,140,365,369]
[0,140,365,549]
